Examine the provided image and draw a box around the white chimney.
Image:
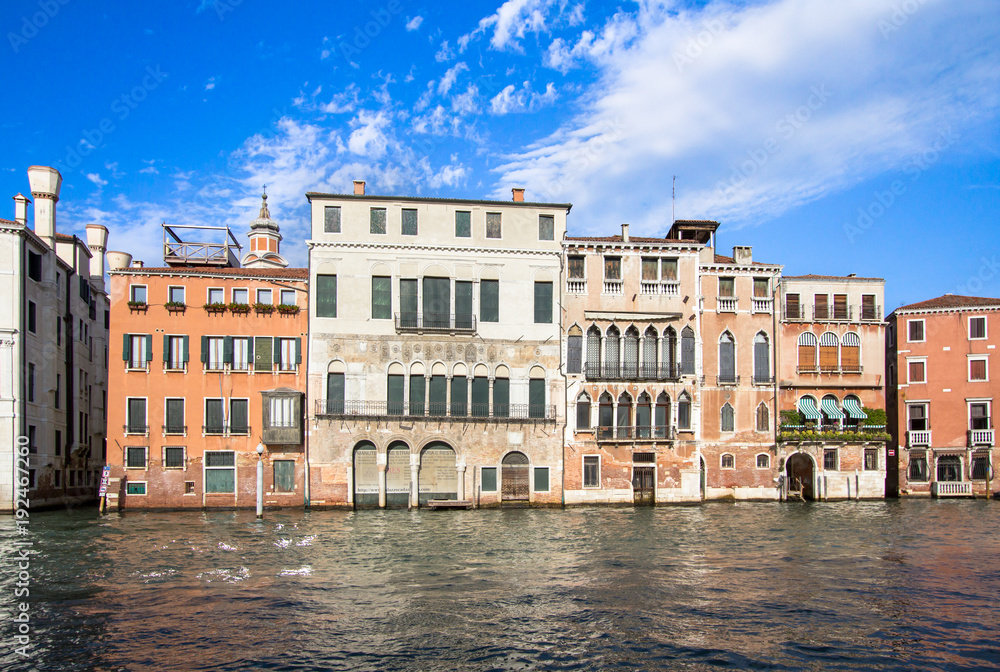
[85,224,109,290]
[353,180,365,196]
[106,251,133,271]
[131,260,144,268]
[621,223,630,243]
[27,166,61,250]
[733,246,752,265]
[13,193,30,225]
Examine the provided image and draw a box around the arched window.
[528,366,546,419]
[655,392,671,438]
[636,392,652,438]
[493,365,510,418]
[681,327,695,375]
[821,394,844,427]
[387,362,405,415]
[678,391,692,430]
[576,392,591,430]
[719,332,736,383]
[843,394,866,429]
[606,325,621,377]
[819,332,839,372]
[756,454,770,469]
[721,402,735,432]
[841,332,861,373]
[753,332,770,384]
[721,453,735,469]
[598,392,614,439]
[756,402,769,432]
[586,326,601,378]
[663,326,678,378]
[326,361,345,414]
[624,327,640,378]
[567,325,583,374]
[643,326,658,378]
[409,362,426,416]
[797,332,817,372]
[617,391,632,438]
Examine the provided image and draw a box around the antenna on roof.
[672,175,676,224]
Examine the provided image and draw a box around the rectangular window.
[256,289,273,305]
[324,206,341,233]
[567,335,582,374]
[372,276,391,319]
[232,288,249,305]
[126,446,147,469]
[279,289,296,307]
[969,358,988,381]
[814,294,828,320]
[970,316,987,339]
[970,403,990,430]
[230,399,249,435]
[205,399,225,434]
[205,451,236,493]
[125,333,147,368]
[529,378,545,419]
[753,278,769,298]
[450,376,467,416]
[486,212,502,238]
[534,281,552,323]
[409,374,425,416]
[278,338,299,371]
[55,374,60,409]
[232,337,250,371]
[27,363,34,402]
[864,448,879,471]
[481,466,497,492]
[401,208,418,235]
[27,301,35,333]
[583,456,600,488]
[604,256,621,280]
[908,319,924,342]
[125,482,146,495]
[168,286,185,304]
[370,207,387,234]
[27,251,42,281]
[662,258,678,281]
[206,337,225,370]
[568,256,585,279]
[785,293,800,319]
[207,287,224,305]
[538,214,554,241]
[165,398,185,434]
[642,258,658,281]
[316,275,337,317]
[908,360,926,383]
[27,425,36,454]
[971,452,990,480]
[388,374,405,415]
[127,398,146,434]
[908,404,927,431]
[455,281,473,329]
[274,460,295,492]
[455,210,471,237]
[718,277,735,298]
[130,285,147,304]
[55,429,61,456]
[429,375,447,416]
[861,294,877,320]
[533,467,550,492]
[823,448,838,471]
[908,453,929,482]
[471,376,489,417]
[833,294,848,319]
[270,397,295,427]
[480,279,499,323]
[164,446,185,468]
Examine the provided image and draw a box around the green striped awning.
[843,397,868,420]
[798,397,822,421]
[820,397,846,420]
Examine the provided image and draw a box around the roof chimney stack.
[733,245,753,265]
[85,224,109,290]
[621,223,630,243]
[13,193,30,225]
[512,187,524,202]
[107,251,133,272]
[27,166,61,250]
[353,180,366,196]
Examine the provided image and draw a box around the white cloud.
[438,62,469,96]
[205,77,216,91]
[435,40,455,62]
[494,0,1000,236]
[406,16,424,31]
[490,81,557,114]
[85,173,107,187]
[451,85,481,115]
[347,111,391,158]
[461,0,555,52]
[139,166,159,175]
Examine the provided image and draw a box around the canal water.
[2,501,999,671]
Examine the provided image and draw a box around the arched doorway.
[785,453,815,501]
[353,441,378,509]
[418,442,457,506]
[386,441,410,508]
[501,451,530,502]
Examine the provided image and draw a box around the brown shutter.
[833,294,847,319]
[820,345,838,370]
[842,345,860,370]
[814,294,828,320]
[970,359,986,380]
[798,344,816,370]
[786,294,800,319]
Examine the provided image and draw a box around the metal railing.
[162,424,187,436]
[596,425,677,441]
[394,312,476,332]
[164,360,187,372]
[814,304,853,321]
[315,399,556,421]
[908,430,932,447]
[126,359,149,372]
[124,424,149,437]
[584,362,681,381]
[752,375,774,385]
[841,365,863,374]
[716,374,740,386]
[202,425,252,436]
[969,429,995,447]
[860,304,881,321]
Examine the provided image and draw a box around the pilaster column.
[410,454,420,508]
[457,464,467,501]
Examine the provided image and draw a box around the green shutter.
[455,210,471,237]
[481,466,497,492]
[388,374,405,415]
[182,336,189,362]
[455,281,472,329]
[529,378,545,418]
[326,373,345,413]
[201,336,209,363]
[223,336,233,364]
[162,335,170,363]
[230,399,248,434]
[450,376,467,416]
[372,276,391,319]
[145,334,153,361]
[272,337,281,364]
[493,378,509,418]
[480,280,499,323]
[400,279,418,327]
[273,460,295,492]
[423,277,450,329]
[255,336,272,372]
[246,336,253,361]
[409,375,425,416]
[533,467,549,492]
[429,375,447,416]
[534,281,552,323]
[471,376,489,417]
[295,337,301,364]
[316,274,337,318]
[122,333,130,361]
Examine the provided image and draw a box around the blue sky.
[2,0,998,310]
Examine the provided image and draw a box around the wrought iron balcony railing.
[202,425,252,436]
[584,362,681,381]
[596,425,677,441]
[315,399,556,421]
[394,312,476,332]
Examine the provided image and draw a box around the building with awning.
[821,396,846,422]
[797,396,822,421]
[843,396,868,421]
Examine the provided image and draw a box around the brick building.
[887,295,999,498]
[106,196,308,509]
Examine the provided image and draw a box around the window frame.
[204,450,236,494]
[756,453,770,469]
[907,319,925,343]
[129,284,147,304]
[163,446,185,469]
[401,208,418,236]
[206,286,225,305]
[316,274,337,318]
[968,400,991,431]
[323,205,341,233]
[533,466,550,492]
[273,459,296,492]
[823,448,838,471]
[370,207,387,235]
[863,448,879,472]
[721,453,735,470]
[125,482,147,495]
[969,356,989,382]
[231,287,250,305]
[485,212,502,239]
[455,210,471,238]
[533,281,553,324]
[279,289,297,307]
[164,397,186,435]
[907,357,927,384]
[969,316,987,340]
[168,285,185,305]
[538,214,554,241]
[583,455,601,488]
[480,466,497,492]
[256,288,273,305]
[125,446,148,470]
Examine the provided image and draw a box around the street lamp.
[255,442,265,519]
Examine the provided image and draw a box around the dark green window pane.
[126,446,146,468]
[455,281,473,329]
[388,375,405,415]
[370,208,386,234]
[205,468,234,493]
[480,280,499,323]
[538,214,554,240]
[567,335,582,373]
[372,276,391,319]
[326,373,345,414]
[455,211,471,237]
[409,375,425,416]
[230,399,248,434]
[125,482,146,495]
[471,376,489,417]
[450,377,467,416]
[316,274,337,318]
[165,399,184,433]
[205,399,224,433]
[273,460,295,492]
[529,378,545,418]
[401,208,418,235]
[127,398,146,433]
[533,467,549,492]
[423,277,450,329]
[534,281,552,323]
[493,378,509,418]
[400,279,418,327]
[255,336,272,372]
[164,447,184,468]
[429,375,447,416]
[481,467,497,492]
[324,206,341,233]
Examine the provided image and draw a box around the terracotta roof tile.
[114,265,308,279]
[711,254,777,267]
[565,235,687,244]
[783,274,883,281]
[54,232,77,241]
[896,294,1000,312]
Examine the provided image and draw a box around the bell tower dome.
[241,189,288,268]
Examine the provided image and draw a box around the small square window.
[130,285,147,304]
[486,212,502,239]
[533,466,550,492]
[207,287,224,305]
[280,289,296,306]
[185,481,196,494]
[969,316,987,340]
[907,319,924,342]
[126,447,147,469]
[969,358,988,381]
[823,449,838,471]
[370,208,387,234]
[756,454,769,469]
[168,286,185,304]
[324,206,341,233]
[125,482,146,495]
[401,208,418,235]
[164,447,185,468]
[864,448,879,471]
[256,289,273,305]
[481,467,497,492]
[232,288,249,305]
[455,211,471,237]
[538,214,554,241]
[908,360,926,383]
[721,454,735,469]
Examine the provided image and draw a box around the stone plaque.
[353,448,378,494]
[387,448,410,494]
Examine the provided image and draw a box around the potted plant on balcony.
[229,302,251,315]
[277,303,300,315]
[254,302,275,315]
[203,302,228,314]
[127,300,147,312]
[164,301,186,313]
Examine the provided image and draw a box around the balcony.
[203,425,252,436]
[596,425,677,442]
[752,375,774,385]
[814,305,853,322]
[394,312,476,333]
[584,362,681,381]
[126,359,149,372]
[717,296,738,313]
[840,365,863,374]
[123,424,149,437]
[931,481,973,498]
[716,374,740,386]
[908,430,932,447]
[603,280,623,295]
[860,305,882,322]
[567,279,586,294]
[796,365,818,374]
[969,429,995,447]
[784,305,806,321]
[640,281,680,296]
[315,399,556,421]
[751,297,773,314]
[162,424,187,436]
[779,424,889,443]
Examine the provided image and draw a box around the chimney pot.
[733,245,753,265]
[512,188,524,202]
[13,193,30,225]
[26,166,61,250]
[621,223,630,243]
[107,251,133,271]
[131,260,144,269]
[353,180,366,196]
